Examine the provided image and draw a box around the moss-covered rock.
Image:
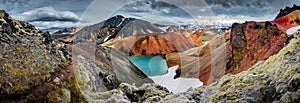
[47,88,71,102]
[70,42,153,102]
[77,83,171,102]
[0,10,73,102]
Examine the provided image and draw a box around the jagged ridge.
[0,10,72,102]
[275,4,300,19]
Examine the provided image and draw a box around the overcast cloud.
[204,0,299,17]
[12,7,79,22]
[0,0,92,29]
[0,0,299,29]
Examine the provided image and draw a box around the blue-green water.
[129,55,168,76]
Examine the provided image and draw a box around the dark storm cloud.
[121,0,176,13]
[1,0,299,29]
[202,0,300,16]
[119,0,207,18]
[0,0,93,15]
[12,7,79,22]
[0,0,93,29]
[120,0,299,17]
[204,0,284,9]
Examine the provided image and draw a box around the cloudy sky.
[0,0,299,30]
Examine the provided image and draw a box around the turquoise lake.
[129,55,168,76]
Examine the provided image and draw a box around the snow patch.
[150,66,203,93]
[287,26,300,35]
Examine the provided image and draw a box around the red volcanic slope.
[227,22,287,74]
[271,10,300,31]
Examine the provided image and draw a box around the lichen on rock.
[0,10,72,102]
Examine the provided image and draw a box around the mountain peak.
[103,15,136,28]
[113,15,125,19]
[73,15,163,44]
[275,4,300,19]
[0,10,9,18]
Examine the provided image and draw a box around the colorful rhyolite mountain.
[273,5,300,31]
[114,32,195,56]
[272,11,300,31]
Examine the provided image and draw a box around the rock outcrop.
[71,43,153,102]
[78,83,172,102]
[227,21,287,74]
[0,10,72,102]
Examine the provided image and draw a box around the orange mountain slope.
[272,10,300,31]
